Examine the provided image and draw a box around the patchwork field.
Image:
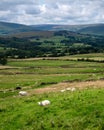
[0,53,104,129]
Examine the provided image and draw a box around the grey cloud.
[24,5,41,15]
[0,0,104,25]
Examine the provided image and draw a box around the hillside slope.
[0,21,104,35]
[78,24,104,35]
[0,21,35,35]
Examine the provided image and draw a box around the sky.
[0,0,104,25]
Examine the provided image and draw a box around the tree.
[0,52,7,65]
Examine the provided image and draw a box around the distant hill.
[31,24,104,35]
[77,24,104,35]
[0,21,35,35]
[30,24,87,31]
[0,21,104,36]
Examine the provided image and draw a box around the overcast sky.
[0,0,104,25]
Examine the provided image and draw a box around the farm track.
[29,79,104,95]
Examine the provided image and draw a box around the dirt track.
[29,79,104,95]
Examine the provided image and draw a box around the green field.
[0,54,104,129]
[0,56,104,90]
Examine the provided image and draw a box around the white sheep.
[38,100,50,106]
[60,89,66,92]
[19,91,27,96]
[60,87,76,92]
[66,88,72,91]
[71,87,76,91]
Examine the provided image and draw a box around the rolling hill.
[0,21,104,36]
[77,24,104,35]
[31,23,104,35]
[0,21,35,35]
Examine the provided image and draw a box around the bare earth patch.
[29,79,104,95]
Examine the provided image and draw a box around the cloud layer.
[0,0,104,25]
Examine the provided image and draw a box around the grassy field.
[0,88,104,130]
[0,53,104,129]
[0,57,104,90]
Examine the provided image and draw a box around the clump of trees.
[0,52,7,65]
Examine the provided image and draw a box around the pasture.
[0,53,104,129]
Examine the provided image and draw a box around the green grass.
[0,55,104,129]
[0,89,104,130]
[0,58,104,90]
[68,53,104,60]
[8,58,104,67]
[0,73,98,90]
